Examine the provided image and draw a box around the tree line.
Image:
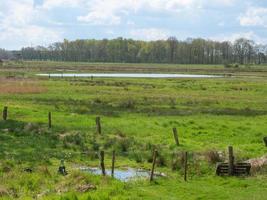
[0,49,15,60]
[3,37,267,65]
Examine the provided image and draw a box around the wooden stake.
[228,146,234,176]
[111,150,115,178]
[100,151,106,176]
[48,112,52,128]
[264,137,267,147]
[184,151,188,181]
[172,128,179,146]
[3,106,8,121]
[96,117,101,134]
[150,149,157,182]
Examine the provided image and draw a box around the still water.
[80,167,151,181]
[37,73,222,78]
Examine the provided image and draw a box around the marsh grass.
[0,61,267,199]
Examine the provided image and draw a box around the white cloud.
[0,0,62,49]
[77,0,122,25]
[77,0,138,25]
[239,7,267,27]
[212,31,267,44]
[77,0,236,25]
[41,0,83,10]
[130,28,169,41]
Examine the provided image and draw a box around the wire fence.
[0,106,254,180]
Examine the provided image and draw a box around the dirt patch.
[0,186,9,197]
[76,184,96,193]
[247,155,267,172]
[0,78,46,94]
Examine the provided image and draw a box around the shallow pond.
[80,167,158,181]
[37,73,223,78]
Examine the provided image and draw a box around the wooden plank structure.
[216,162,251,176]
[216,146,251,176]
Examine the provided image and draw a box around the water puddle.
[79,167,165,181]
[37,73,223,78]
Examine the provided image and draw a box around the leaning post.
[48,112,52,128]
[111,150,115,178]
[100,151,106,176]
[96,117,101,134]
[150,149,158,182]
[172,128,179,146]
[3,106,8,121]
[184,151,188,181]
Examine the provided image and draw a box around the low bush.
[204,150,222,164]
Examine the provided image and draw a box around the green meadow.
[0,61,267,199]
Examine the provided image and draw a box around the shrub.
[63,133,85,150]
[129,151,145,163]
[234,63,239,68]
[224,63,232,68]
[119,99,136,109]
[224,63,239,68]
[116,137,132,152]
[0,186,9,197]
[204,150,222,164]
[171,153,182,171]
[156,152,167,167]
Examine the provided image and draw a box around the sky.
[1,0,267,50]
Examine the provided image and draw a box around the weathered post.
[3,106,8,121]
[111,150,115,178]
[100,151,106,176]
[48,112,52,128]
[184,151,188,181]
[228,146,234,176]
[263,137,267,146]
[96,117,101,134]
[172,128,179,146]
[150,149,157,182]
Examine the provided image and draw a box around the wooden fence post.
[100,151,106,176]
[172,128,179,146]
[184,151,188,181]
[150,149,157,182]
[111,150,115,178]
[3,106,8,121]
[228,146,234,176]
[263,137,267,147]
[48,112,52,128]
[96,117,101,134]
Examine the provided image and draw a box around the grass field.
[0,61,267,199]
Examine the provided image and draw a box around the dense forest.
[2,37,267,65]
